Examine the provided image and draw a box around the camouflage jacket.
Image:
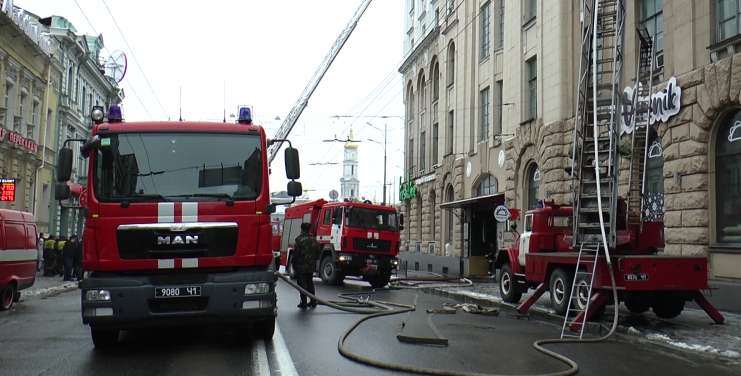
[292,234,322,273]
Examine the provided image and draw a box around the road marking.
[253,339,271,376]
[271,324,299,376]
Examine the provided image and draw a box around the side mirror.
[79,135,101,157]
[399,213,404,226]
[285,147,300,180]
[510,223,518,231]
[265,204,276,214]
[81,207,90,218]
[399,224,405,231]
[287,181,303,197]
[55,182,70,200]
[56,148,73,182]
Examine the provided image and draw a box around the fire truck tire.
[1,282,16,311]
[320,256,345,285]
[90,328,119,349]
[652,297,685,319]
[369,270,392,288]
[550,268,574,316]
[253,317,276,340]
[499,264,522,303]
[625,300,651,314]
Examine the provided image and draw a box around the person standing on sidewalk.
[62,235,78,281]
[74,237,84,281]
[485,242,497,278]
[291,223,321,309]
[43,235,57,277]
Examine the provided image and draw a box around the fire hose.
[277,269,619,376]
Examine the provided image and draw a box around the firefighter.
[291,223,321,309]
[43,235,57,276]
[485,242,497,278]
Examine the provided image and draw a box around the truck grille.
[352,238,392,252]
[117,227,239,260]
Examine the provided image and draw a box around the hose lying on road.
[277,269,619,376]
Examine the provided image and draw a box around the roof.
[438,193,506,210]
[0,209,35,223]
[94,121,266,134]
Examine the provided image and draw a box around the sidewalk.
[396,274,741,363]
[19,270,79,301]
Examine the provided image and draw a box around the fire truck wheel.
[320,256,345,285]
[1,282,16,311]
[253,317,276,340]
[90,328,119,349]
[625,300,651,314]
[369,270,392,288]
[499,264,522,303]
[550,268,574,316]
[652,297,685,319]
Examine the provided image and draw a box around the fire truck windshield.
[92,132,263,202]
[344,207,398,232]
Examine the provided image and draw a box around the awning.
[439,193,505,210]
[66,182,84,195]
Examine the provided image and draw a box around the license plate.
[155,286,201,298]
[624,273,649,281]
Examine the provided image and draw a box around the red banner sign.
[1,178,16,202]
[0,128,38,152]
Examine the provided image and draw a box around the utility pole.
[382,123,387,206]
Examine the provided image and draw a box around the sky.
[24,0,406,205]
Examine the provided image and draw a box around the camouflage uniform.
[292,233,322,307]
[485,243,497,277]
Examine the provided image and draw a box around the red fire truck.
[54,105,303,347]
[280,199,402,288]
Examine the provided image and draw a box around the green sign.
[399,172,418,201]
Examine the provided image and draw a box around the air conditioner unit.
[655,54,664,69]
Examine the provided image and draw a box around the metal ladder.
[626,28,655,228]
[561,243,601,339]
[565,0,625,339]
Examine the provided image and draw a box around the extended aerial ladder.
[626,28,656,229]
[563,0,626,339]
[267,0,373,165]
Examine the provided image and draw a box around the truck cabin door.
[518,214,534,267]
[331,207,343,250]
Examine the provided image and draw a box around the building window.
[4,83,10,108]
[32,101,38,125]
[476,174,498,196]
[499,0,505,48]
[448,110,454,154]
[527,163,541,210]
[448,44,455,85]
[82,87,86,113]
[433,63,440,101]
[716,111,741,244]
[430,190,437,238]
[717,0,740,42]
[528,0,536,20]
[496,82,503,135]
[480,2,491,60]
[480,87,490,141]
[432,123,439,165]
[417,196,423,239]
[447,0,454,15]
[420,131,426,172]
[527,58,537,120]
[408,138,415,174]
[446,185,454,243]
[19,93,26,119]
[640,0,663,53]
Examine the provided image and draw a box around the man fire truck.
[280,199,402,288]
[54,105,303,348]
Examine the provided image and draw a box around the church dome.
[345,128,358,149]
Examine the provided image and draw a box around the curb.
[20,284,80,301]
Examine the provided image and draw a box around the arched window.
[446,185,454,244]
[644,131,665,222]
[475,174,498,196]
[448,43,455,85]
[527,164,541,210]
[716,111,741,244]
[433,62,440,101]
[406,83,414,121]
[430,190,437,239]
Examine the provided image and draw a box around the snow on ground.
[19,271,79,300]
[408,278,741,361]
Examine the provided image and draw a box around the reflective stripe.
[0,249,38,262]
[181,258,198,268]
[158,259,175,269]
[182,202,198,222]
[158,203,175,223]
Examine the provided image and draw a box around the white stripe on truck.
[158,203,175,223]
[158,259,175,269]
[182,202,198,222]
[0,249,38,262]
[181,258,199,268]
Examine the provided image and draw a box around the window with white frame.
[499,0,505,48]
[480,87,490,141]
[481,2,491,60]
[527,58,537,119]
[420,131,426,172]
[476,174,498,196]
[717,0,741,42]
[528,0,536,20]
[448,110,454,154]
[640,0,663,54]
[432,122,439,165]
[32,101,38,125]
[448,44,455,85]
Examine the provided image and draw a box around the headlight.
[85,290,111,301]
[339,255,352,261]
[91,106,105,121]
[244,283,270,295]
[392,259,399,265]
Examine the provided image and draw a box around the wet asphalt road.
[1,277,740,376]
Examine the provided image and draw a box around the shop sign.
[621,76,682,135]
[494,205,510,223]
[414,173,435,185]
[0,128,39,152]
[1,178,16,201]
[399,172,418,201]
[1,0,53,55]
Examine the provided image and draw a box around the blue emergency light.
[108,105,123,122]
[238,106,252,124]
[536,199,544,208]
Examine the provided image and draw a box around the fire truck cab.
[281,199,402,288]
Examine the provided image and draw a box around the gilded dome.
[345,128,358,149]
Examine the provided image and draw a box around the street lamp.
[366,122,387,206]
